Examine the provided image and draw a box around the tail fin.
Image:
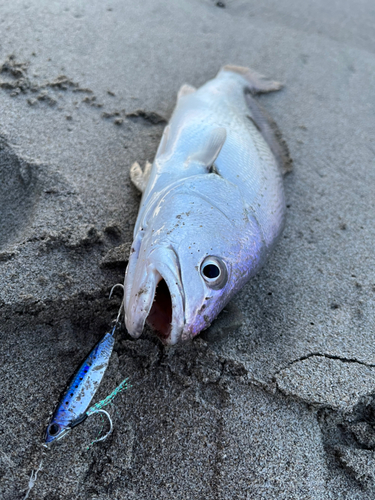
[221,64,282,95]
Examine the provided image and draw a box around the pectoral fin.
[130,160,152,192]
[189,127,227,169]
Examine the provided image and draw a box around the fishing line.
[23,457,44,500]
[87,378,129,415]
[85,378,130,450]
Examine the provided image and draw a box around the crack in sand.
[274,352,375,378]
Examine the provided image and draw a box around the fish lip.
[180,326,194,343]
[124,266,158,339]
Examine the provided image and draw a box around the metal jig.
[45,285,125,445]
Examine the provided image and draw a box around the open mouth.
[146,278,173,341]
[125,245,184,345]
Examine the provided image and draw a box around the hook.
[109,283,124,300]
[109,283,125,332]
[87,409,113,447]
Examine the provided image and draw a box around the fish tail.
[220,65,283,95]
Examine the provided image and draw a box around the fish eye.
[202,263,220,279]
[200,257,227,290]
[48,423,60,437]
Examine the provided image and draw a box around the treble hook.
[109,283,124,332]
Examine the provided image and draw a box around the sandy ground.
[0,0,375,498]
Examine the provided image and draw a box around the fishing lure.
[45,288,124,444]
[45,326,116,443]
[28,379,128,497]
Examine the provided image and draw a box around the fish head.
[124,175,265,344]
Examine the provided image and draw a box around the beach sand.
[1,0,375,498]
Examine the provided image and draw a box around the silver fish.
[125,65,291,345]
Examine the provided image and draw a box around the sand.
[0,0,374,498]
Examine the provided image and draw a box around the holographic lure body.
[45,326,116,444]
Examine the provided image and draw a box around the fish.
[45,326,116,444]
[124,65,291,345]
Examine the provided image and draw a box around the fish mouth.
[125,246,185,345]
[147,278,173,342]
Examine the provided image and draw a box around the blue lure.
[45,324,118,444]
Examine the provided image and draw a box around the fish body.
[125,65,290,345]
[45,328,115,444]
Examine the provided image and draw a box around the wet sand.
[1,0,375,498]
